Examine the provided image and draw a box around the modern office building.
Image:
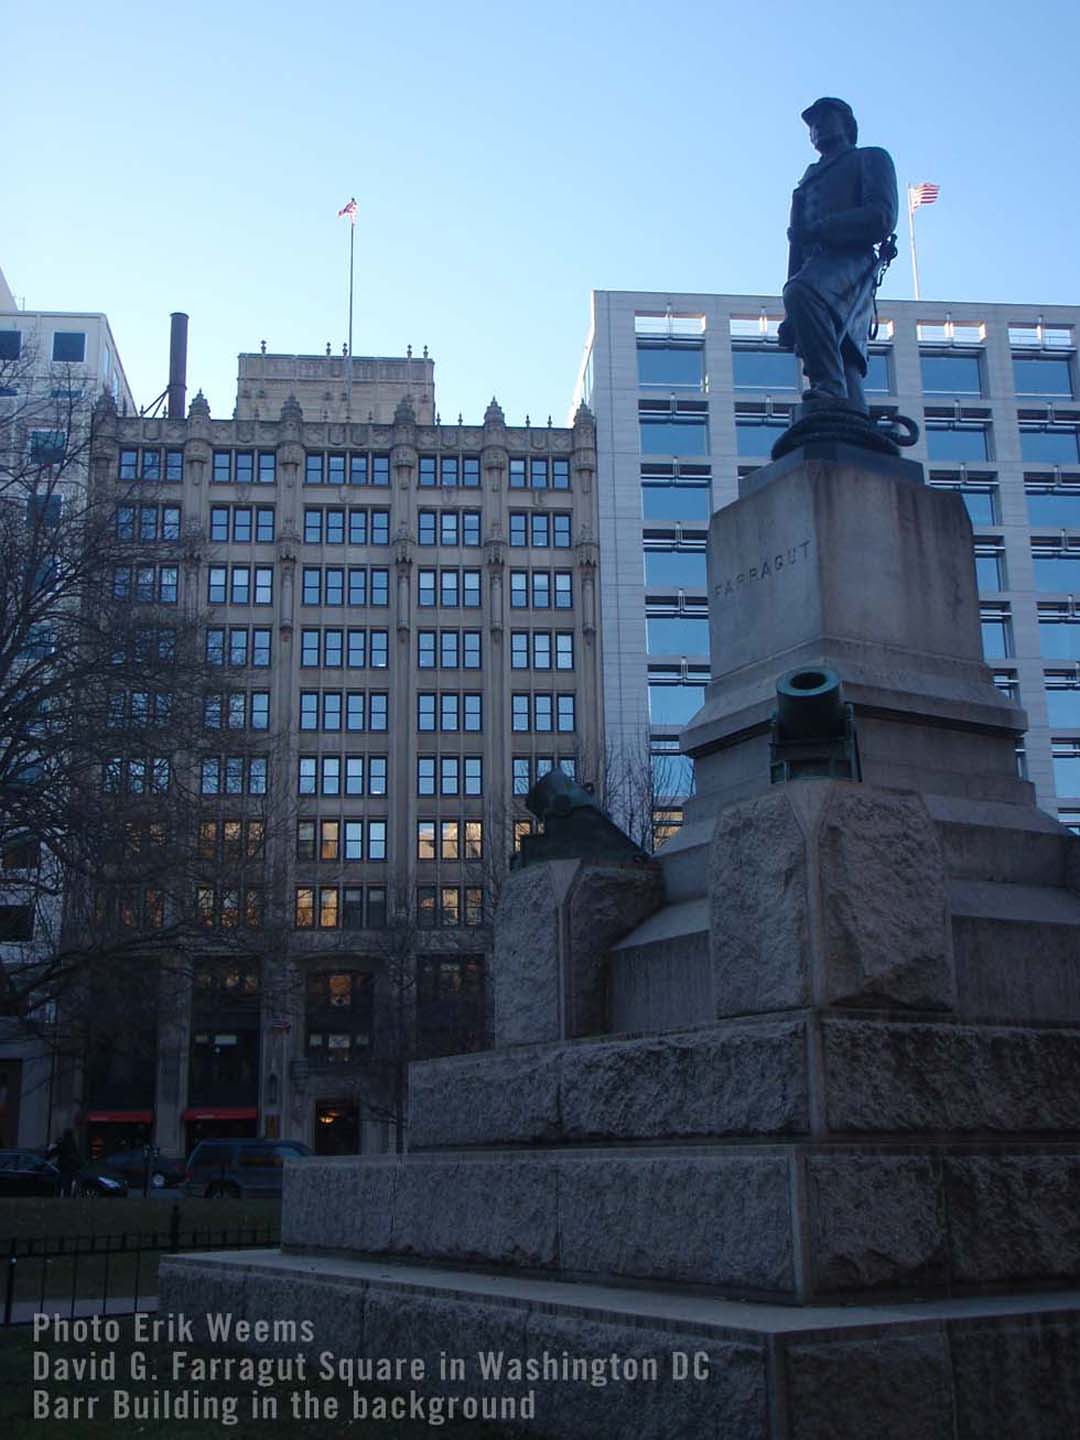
[75,367,601,1158]
[0,276,136,1148]
[574,289,1080,834]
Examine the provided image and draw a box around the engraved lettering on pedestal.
[713,539,813,600]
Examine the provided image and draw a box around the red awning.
[181,1107,258,1122]
[86,1110,154,1124]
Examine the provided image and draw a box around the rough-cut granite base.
[710,782,957,1017]
[159,1251,1080,1440]
[279,1142,1080,1301]
[408,1016,1080,1150]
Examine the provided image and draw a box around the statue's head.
[800,97,857,151]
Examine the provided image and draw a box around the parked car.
[74,1167,128,1198]
[96,1149,186,1190]
[0,1149,62,1197]
[184,1139,312,1199]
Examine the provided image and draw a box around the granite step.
[158,1249,1080,1440]
[270,1141,1080,1305]
[655,817,713,901]
[950,879,1080,1023]
[927,792,1074,887]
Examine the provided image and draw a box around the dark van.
[183,1139,312,1199]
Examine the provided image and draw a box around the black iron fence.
[2,1203,279,1327]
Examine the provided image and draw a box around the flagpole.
[347,218,355,357]
[907,185,921,302]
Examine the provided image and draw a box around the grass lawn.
[0,1196,280,1307]
[0,1322,526,1438]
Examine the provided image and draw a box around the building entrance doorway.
[314,1102,359,1155]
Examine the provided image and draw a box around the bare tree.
[0,363,293,1108]
[563,728,694,854]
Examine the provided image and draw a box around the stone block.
[710,787,812,1015]
[410,1021,810,1150]
[493,858,664,1048]
[557,1152,795,1292]
[609,930,711,1034]
[806,1153,947,1294]
[408,1047,562,1150]
[559,1021,809,1142]
[493,863,569,1047]
[521,1312,766,1440]
[944,1155,1080,1286]
[949,1312,1080,1440]
[565,863,664,1035]
[821,1019,1080,1134]
[817,785,956,1010]
[784,1332,954,1440]
[710,782,956,1018]
[953,913,1080,1023]
[388,1156,560,1269]
[362,1287,528,1398]
[283,1154,396,1253]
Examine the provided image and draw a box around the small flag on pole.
[338,197,358,224]
[909,182,940,210]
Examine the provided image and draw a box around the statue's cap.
[801,97,855,128]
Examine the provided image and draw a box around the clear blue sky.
[6,0,1079,423]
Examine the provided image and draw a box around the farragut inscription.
[713,539,812,600]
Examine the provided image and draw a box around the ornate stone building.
[81,361,601,1156]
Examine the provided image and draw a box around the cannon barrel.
[775,667,845,741]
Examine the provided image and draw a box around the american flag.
[909,182,940,210]
[337,197,358,223]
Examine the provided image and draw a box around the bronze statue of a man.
[778,99,897,413]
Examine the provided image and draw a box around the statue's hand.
[790,220,825,246]
[776,319,795,351]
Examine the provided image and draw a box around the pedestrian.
[56,1128,82,1197]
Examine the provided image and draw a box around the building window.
[644,550,707,591]
[1013,357,1074,397]
[1052,742,1080,796]
[731,349,798,390]
[638,341,705,390]
[416,955,487,1056]
[1026,485,1080,527]
[929,481,997,526]
[648,683,706,726]
[1032,547,1080,592]
[1045,678,1080,727]
[640,408,709,456]
[646,616,710,655]
[651,742,695,800]
[734,417,787,458]
[1039,608,1080,660]
[973,544,1005,593]
[200,755,265,795]
[980,608,1012,660]
[52,331,86,363]
[925,424,990,463]
[641,479,712,522]
[1020,425,1080,465]
[920,353,983,396]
